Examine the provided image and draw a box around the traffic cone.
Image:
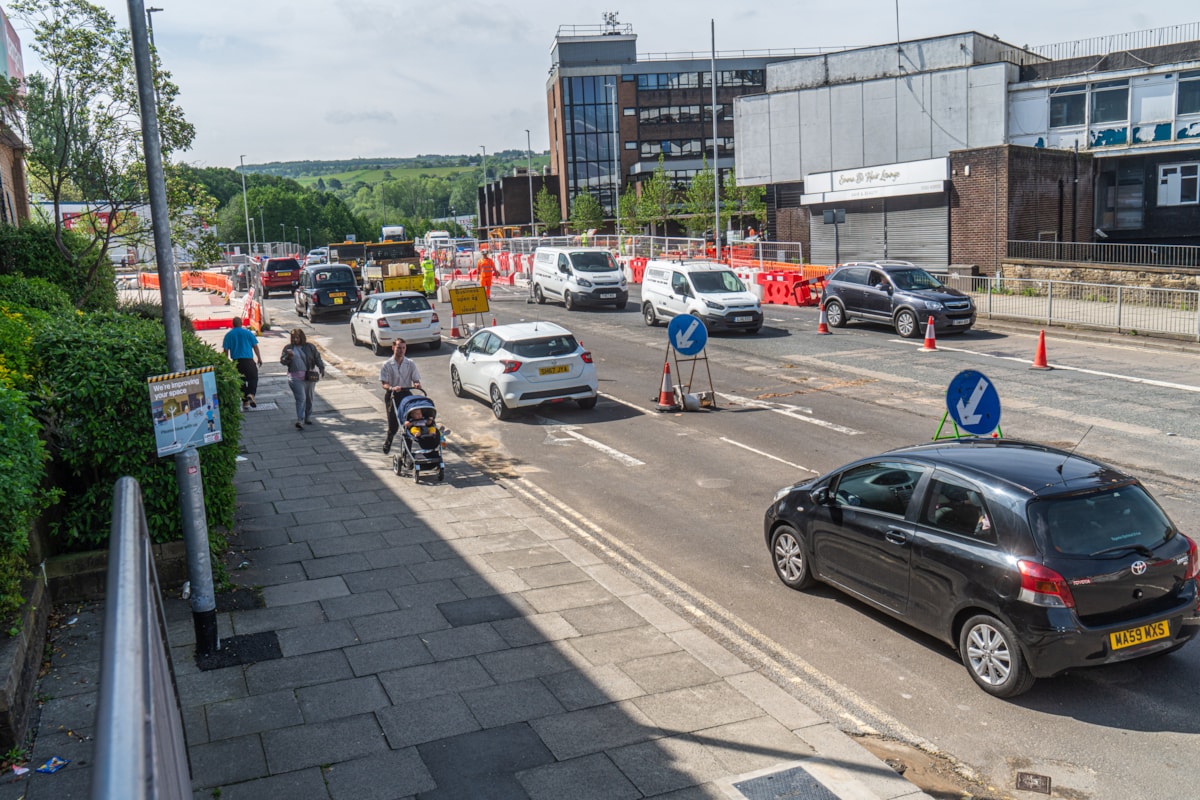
[491,314,497,327]
[921,316,938,351]
[655,362,679,411]
[816,302,831,335]
[449,311,461,338]
[1031,329,1052,370]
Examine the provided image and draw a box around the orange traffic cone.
[816,302,831,335]
[655,362,679,411]
[449,311,461,338]
[1031,329,1052,370]
[491,314,497,327]
[921,316,938,351]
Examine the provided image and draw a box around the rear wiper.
[1088,543,1155,558]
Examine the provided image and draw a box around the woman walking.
[281,328,325,429]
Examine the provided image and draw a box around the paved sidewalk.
[7,290,930,800]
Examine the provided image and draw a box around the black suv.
[293,265,361,320]
[821,260,975,337]
[764,438,1199,697]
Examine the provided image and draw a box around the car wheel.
[895,308,920,338]
[642,303,658,327]
[612,301,626,311]
[824,300,846,328]
[489,385,510,420]
[294,297,304,316]
[534,284,546,304]
[350,324,360,346]
[745,326,761,335]
[564,291,575,311]
[306,303,315,322]
[428,338,441,351]
[371,333,387,356]
[261,287,269,299]
[770,525,815,590]
[958,614,1036,698]
[577,395,597,410]
[450,366,465,398]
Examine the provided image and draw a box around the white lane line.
[719,437,819,474]
[896,341,1200,393]
[599,391,654,415]
[540,418,645,466]
[722,392,863,435]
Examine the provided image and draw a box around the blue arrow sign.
[667,314,708,356]
[946,370,1001,436]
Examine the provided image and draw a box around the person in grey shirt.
[380,338,422,454]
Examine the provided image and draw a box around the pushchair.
[391,389,445,483]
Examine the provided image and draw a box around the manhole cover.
[733,765,839,800]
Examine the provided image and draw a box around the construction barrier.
[732,267,763,300]
[756,270,828,307]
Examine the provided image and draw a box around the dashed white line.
[721,393,863,435]
[540,418,645,466]
[718,437,819,474]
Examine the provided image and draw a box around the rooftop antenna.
[1057,425,1093,478]
[603,11,620,32]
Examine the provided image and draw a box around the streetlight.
[525,129,535,236]
[307,227,312,251]
[479,145,487,237]
[607,80,620,248]
[258,207,264,254]
[239,155,251,256]
[294,225,300,252]
[280,223,286,250]
[248,218,255,254]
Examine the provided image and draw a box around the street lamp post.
[525,129,535,236]
[294,226,300,252]
[280,223,286,251]
[607,81,620,249]
[258,207,264,254]
[479,145,487,238]
[239,155,252,256]
[307,228,312,252]
[249,218,255,254]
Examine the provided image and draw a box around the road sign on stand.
[938,369,1002,438]
[662,315,716,410]
[668,314,708,356]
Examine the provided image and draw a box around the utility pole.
[239,155,252,256]
[525,129,535,236]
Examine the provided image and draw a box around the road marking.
[721,393,863,435]
[718,437,819,474]
[898,341,1200,393]
[540,419,644,466]
[599,392,654,415]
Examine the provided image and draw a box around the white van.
[641,260,763,333]
[531,247,628,310]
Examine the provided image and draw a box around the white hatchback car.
[349,291,441,354]
[448,322,598,419]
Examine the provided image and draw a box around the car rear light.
[1184,535,1199,581]
[378,318,390,328]
[500,360,522,374]
[431,312,439,323]
[581,351,593,364]
[1017,560,1075,608]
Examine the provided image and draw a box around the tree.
[12,0,206,305]
[315,177,326,192]
[534,186,561,234]
[682,157,716,237]
[569,191,604,235]
[637,155,676,237]
[617,186,640,247]
[723,170,767,235]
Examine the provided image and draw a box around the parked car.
[821,260,975,337]
[349,290,441,354]
[257,257,302,299]
[764,438,1199,697]
[449,321,598,420]
[294,265,362,321]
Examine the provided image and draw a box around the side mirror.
[811,486,831,505]
[559,264,570,274]
[457,344,468,354]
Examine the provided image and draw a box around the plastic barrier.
[733,267,763,300]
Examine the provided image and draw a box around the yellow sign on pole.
[449,285,490,316]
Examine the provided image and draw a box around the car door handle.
[885,530,909,546]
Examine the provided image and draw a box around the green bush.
[0,223,117,311]
[0,306,38,391]
[33,311,241,549]
[0,275,74,314]
[0,386,50,623]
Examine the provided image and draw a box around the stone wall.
[999,261,1200,290]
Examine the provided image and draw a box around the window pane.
[1092,88,1129,123]
[1050,94,1085,127]
[1179,80,1200,115]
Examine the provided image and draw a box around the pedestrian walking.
[281,328,324,429]
[380,338,422,454]
[221,317,262,410]
[476,250,495,299]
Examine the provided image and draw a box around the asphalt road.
[270,284,1200,800]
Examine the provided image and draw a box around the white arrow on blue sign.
[945,370,1001,435]
[667,314,708,356]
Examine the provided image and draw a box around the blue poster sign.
[667,314,708,356]
[148,367,223,457]
[946,370,1001,436]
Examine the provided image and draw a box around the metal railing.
[92,477,190,800]
[945,274,1200,340]
[1001,22,1200,63]
[1008,240,1200,269]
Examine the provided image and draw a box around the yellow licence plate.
[332,298,344,305]
[399,317,422,324]
[330,292,346,298]
[1110,620,1170,650]
[540,365,569,375]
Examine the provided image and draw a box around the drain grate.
[733,765,840,800]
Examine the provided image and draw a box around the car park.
[821,260,975,337]
[764,438,1199,698]
[349,290,441,354]
[530,247,628,310]
[257,257,302,299]
[641,259,763,333]
[294,264,362,320]
[449,321,598,420]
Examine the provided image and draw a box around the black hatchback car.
[764,439,1199,697]
[293,265,362,320]
[821,260,975,337]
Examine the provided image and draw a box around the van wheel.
[746,326,761,335]
[533,284,546,304]
[642,303,659,327]
[564,291,575,310]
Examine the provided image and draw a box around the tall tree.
[637,155,676,238]
[617,186,640,250]
[534,186,561,234]
[722,170,767,236]
[682,157,716,238]
[569,191,604,235]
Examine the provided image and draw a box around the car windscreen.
[569,252,616,272]
[381,296,430,314]
[889,269,944,291]
[690,270,746,294]
[1029,485,1176,557]
[506,335,579,358]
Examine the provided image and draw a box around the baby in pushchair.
[392,391,446,482]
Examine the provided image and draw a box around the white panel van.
[641,260,763,333]
[531,247,628,310]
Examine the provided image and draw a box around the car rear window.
[313,268,356,286]
[266,259,300,272]
[1030,485,1175,556]
[381,296,430,314]
[507,335,579,358]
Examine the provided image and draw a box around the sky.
[11,1,1200,170]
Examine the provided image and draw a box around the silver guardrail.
[91,477,190,800]
[1008,239,1200,270]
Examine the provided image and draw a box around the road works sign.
[448,285,489,316]
[946,370,1001,436]
[667,314,707,356]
